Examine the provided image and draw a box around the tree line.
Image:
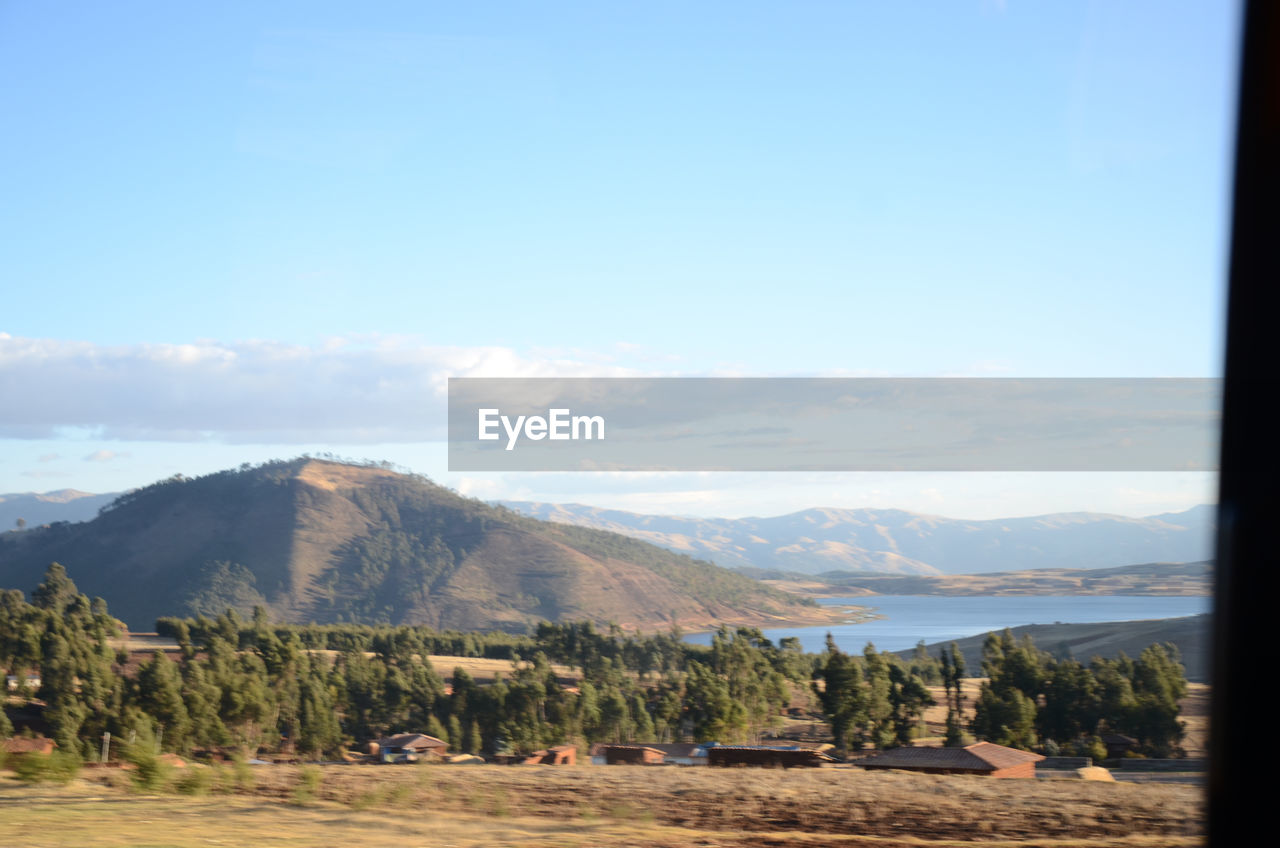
[1,564,1186,762]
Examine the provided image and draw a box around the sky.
[0,1,1240,519]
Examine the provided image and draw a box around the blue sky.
[0,2,1239,518]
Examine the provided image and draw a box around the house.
[593,744,668,765]
[1101,733,1139,760]
[5,672,41,693]
[590,742,711,766]
[375,733,448,764]
[1,736,56,758]
[856,742,1044,778]
[643,742,709,767]
[708,746,837,769]
[500,744,577,765]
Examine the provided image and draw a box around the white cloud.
[84,449,131,462]
[0,334,635,444]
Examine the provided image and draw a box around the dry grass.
[0,776,1203,848]
[30,761,1203,846]
[1178,682,1209,758]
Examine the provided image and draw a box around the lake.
[686,595,1212,654]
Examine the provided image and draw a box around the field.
[0,761,1202,848]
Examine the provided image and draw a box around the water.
[686,595,1211,654]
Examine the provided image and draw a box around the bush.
[291,765,322,805]
[230,756,256,791]
[173,766,215,796]
[124,743,172,793]
[13,751,81,785]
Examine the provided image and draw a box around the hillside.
[902,614,1211,682]
[503,501,1215,575]
[0,459,821,632]
[0,489,118,530]
[754,560,1213,597]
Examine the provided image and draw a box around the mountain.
[0,459,820,632]
[0,489,119,530]
[500,502,1215,576]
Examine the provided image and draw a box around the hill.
[901,614,1211,682]
[0,459,822,632]
[502,501,1214,575]
[0,489,118,530]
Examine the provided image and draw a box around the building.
[644,742,709,766]
[708,746,837,768]
[505,745,577,765]
[593,744,668,765]
[5,672,41,692]
[1101,733,1139,759]
[374,733,448,764]
[1,736,56,760]
[856,742,1044,778]
[589,742,710,766]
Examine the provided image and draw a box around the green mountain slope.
[0,458,817,631]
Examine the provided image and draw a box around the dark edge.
[1211,0,1279,840]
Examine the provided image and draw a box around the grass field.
[0,761,1202,848]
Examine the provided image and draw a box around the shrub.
[291,765,322,805]
[124,742,171,793]
[230,756,256,791]
[13,751,81,785]
[173,766,215,796]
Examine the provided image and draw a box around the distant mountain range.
[0,489,118,530]
[500,502,1215,576]
[0,459,817,632]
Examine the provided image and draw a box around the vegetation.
[971,628,1188,757]
[0,764,1203,846]
[2,565,1189,766]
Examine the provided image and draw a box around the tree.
[861,645,895,749]
[297,675,343,758]
[888,663,935,746]
[813,639,865,752]
[134,651,192,752]
[32,564,79,614]
[1127,644,1187,757]
[683,661,747,742]
[1039,659,1099,746]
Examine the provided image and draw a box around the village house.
[373,733,448,764]
[1,736,56,758]
[592,744,668,765]
[643,742,709,766]
[856,742,1044,778]
[494,744,577,765]
[1101,733,1139,760]
[590,742,711,766]
[5,671,41,692]
[708,745,837,768]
